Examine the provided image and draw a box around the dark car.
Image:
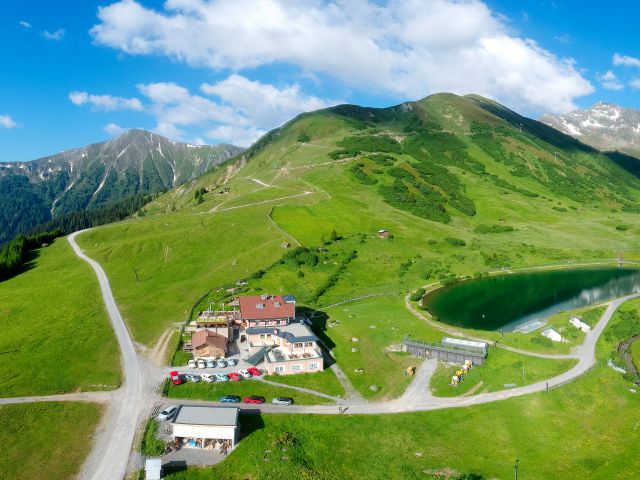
[243,395,266,404]
[272,396,294,406]
[219,395,241,404]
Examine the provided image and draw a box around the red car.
[169,370,182,386]
[243,395,266,404]
[247,367,262,377]
[228,372,241,381]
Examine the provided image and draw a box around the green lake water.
[423,267,640,331]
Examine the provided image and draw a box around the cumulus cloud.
[104,122,127,135]
[19,20,32,29]
[630,79,640,90]
[597,70,624,91]
[69,91,143,111]
[613,53,640,68]
[0,115,17,129]
[42,28,66,41]
[136,75,334,146]
[90,0,593,113]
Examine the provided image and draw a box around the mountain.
[540,102,640,157]
[0,129,244,243]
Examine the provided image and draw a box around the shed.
[569,316,591,333]
[541,328,563,342]
[192,330,228,359]
[441,337,487,356]
[172,406,240,451]
[145,458,162,480]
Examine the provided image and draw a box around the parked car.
[206,359,216,368]
[197,359,207,369]
[227,359,237,366]
[238,369,252,379]
[228,372,241,381]
[217,360,228,369]
[272,397,294,406]
[215,373,229,382]
[243,395,266,404]
[188,359,197,369]
[219,395,241,404]
[169,370,182,385]
[157,405,179,420]
[185,374,201,382]
[247,367,262,377]
[201,373,215,383]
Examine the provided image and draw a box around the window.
[294,342,303,348]
[259,321,265,326]
[280,320,287,325]
[275,366,285,373]
[292,364,302,372]
[305,342,314,347]
[259,334,265,340]
[309,363,319,370]
[266,333,271,338]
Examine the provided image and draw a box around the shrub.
[141,420,166,456]
[616,224,630,231]
[445,237,466,246]
[474,224,514,234]
[297,132,311,143]
[410,288,426,301]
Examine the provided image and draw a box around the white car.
[238,369,252,379]
[197,359,207,369]
[201,373,215,383]
[157,405,179,420]
[217,360,228,369]
[187,359,196,368]
[215,373,229,382]
[227,359,237,366]
[185,374,201,382]
[206,359,216,368]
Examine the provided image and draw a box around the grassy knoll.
[0,402,102,480]
[0,239,120,397]
[166,379,335,405]
[161,302,640,480]
[429,346,577,397]
[631,339,640,373]
[263,370,345,398]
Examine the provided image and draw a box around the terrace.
[266,347,322,363]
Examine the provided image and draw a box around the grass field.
[166,379,336,405]
[429,346,576,397]
[161,299,640,480]
[0,238,121,397]
[263,370,345,398]
[0,402,102,480]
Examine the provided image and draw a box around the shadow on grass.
[0,248,40,283]
[298,306,337,368]
[239,411,266,440]
[162,460,187,474]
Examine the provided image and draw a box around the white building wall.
[173,424,237,445]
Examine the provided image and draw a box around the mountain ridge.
[0,129,244,243]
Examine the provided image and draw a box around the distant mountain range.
[540,102,640,157]
[0,129,243,243]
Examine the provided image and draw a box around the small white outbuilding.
[541,328,563,342]
[171,406,240,451]
[145,458,162,480]
[569,316,591,333]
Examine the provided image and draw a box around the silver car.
[157,405,179,420]
[272,396,294,406]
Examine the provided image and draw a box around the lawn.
[0,238,121,397]
[166,379,336,405]
[0,402,103,480]
[429,346,577,397]
[159,300,640,480]
[263,369,345,398]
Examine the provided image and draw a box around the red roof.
[239,295,295,320]
[192,330,228,351]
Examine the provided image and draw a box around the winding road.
[2,231,636,479]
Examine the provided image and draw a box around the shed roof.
[239,294,295,320]
[192,330,228,350]
[172,406,239,426]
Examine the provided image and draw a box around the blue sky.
[1,0,639,162]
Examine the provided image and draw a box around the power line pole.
[514,459,519,480]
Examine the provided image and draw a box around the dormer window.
[274,302,281,307]
[256,303,265,309]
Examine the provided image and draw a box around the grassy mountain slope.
[77,93,640,346]
[0,129,243,244]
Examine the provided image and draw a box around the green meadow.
[0,239,120,397]
[0,402,102,480]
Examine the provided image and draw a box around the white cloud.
[69,91,143,111]
[630,78,640,90]
[613,53,640,68]
[104,122,126,136]
[19,20,32,29]
[42,28,66,41]
[90,0,593,113]
[0,115,17,129]
[135,75,333,146]
[597,70,624,91]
